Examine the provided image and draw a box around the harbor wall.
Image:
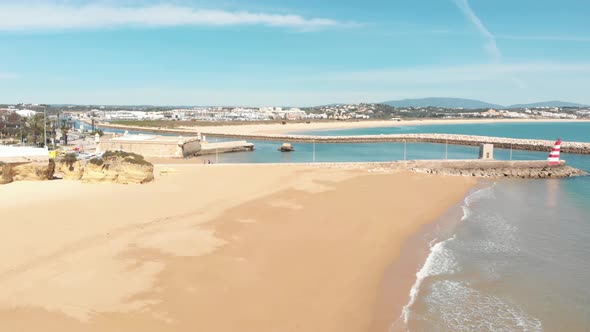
[97,139,201,158]
[197,141,255,156]
[200,133,590,154]
[221,160,583,179]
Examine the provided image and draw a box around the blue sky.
[1,0,589,106]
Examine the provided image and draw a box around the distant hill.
[381,98,503,109]
[507,101,589,108]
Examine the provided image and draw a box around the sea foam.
[395,184,499,330]
[400,235,458,325]
[461,184,496,221]
[426,281,542,332]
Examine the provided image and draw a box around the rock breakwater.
[199,133,590,155]
[261,160,586,179]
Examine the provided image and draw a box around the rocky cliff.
[0,161,55,184]
[1,152,154,186]
[78,151,154,184]
[55,160,84,180]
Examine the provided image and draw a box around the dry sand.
[96,118,589,137]
[0,164,475,332]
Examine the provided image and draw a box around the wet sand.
[0,164,475,331]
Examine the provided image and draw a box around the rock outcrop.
[53,151,154,184]
[80,151,154,184]
[55,160,84,180]
[279,160,587,179]
[0,161,55,184]
[1,152,154,186]
[412,166,586,178]
[278,143,295,152]
[0,163,11,184]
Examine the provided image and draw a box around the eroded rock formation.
[78,151,154,184]
[0,161,55,184]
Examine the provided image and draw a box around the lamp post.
[43,109,47,148]
[404,140,407,161]
[312,140,316,162]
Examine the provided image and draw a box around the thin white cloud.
[0,3,341,31]
[497,35,590,43]
[452,0,501,61]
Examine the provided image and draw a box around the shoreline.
[0,163,476,332]
[369,181,489,332]
[90,118,590,137]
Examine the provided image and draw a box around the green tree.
[26,114,44,146]
[49,118,58,147]
[60,119,72,146]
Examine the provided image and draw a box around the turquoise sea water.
[302,121,590,142]
[88,121,590,331]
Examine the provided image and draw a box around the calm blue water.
[86,120,590,331]
[302,121,590,143]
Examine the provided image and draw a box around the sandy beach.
[94,118,590,137]
[200,118,590,136]
[0,163,474,332]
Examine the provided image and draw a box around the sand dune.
[0,164,474,331]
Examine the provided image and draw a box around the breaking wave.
[426,281,542,331]
[395,184,498,330]
[400,235,458,325]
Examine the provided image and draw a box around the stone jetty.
[199,133,590,155]
[90,121,590,154]
[196,141,255,156]
[272,160,586,179]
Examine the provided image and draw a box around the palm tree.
[60,120,72,146]
[26,114,43,146]
[49,118,58,147]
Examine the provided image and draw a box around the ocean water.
[302,121,590,143]
[401,176,590,332]
[87,120,590,330]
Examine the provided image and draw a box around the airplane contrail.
[453,0,501,61]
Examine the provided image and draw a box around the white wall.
[0,146,49,163]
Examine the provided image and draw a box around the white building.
[15,109,38,117]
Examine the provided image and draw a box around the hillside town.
[70,104,590,122]
[1,102,589,143]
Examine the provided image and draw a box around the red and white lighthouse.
[548,138,562,165]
